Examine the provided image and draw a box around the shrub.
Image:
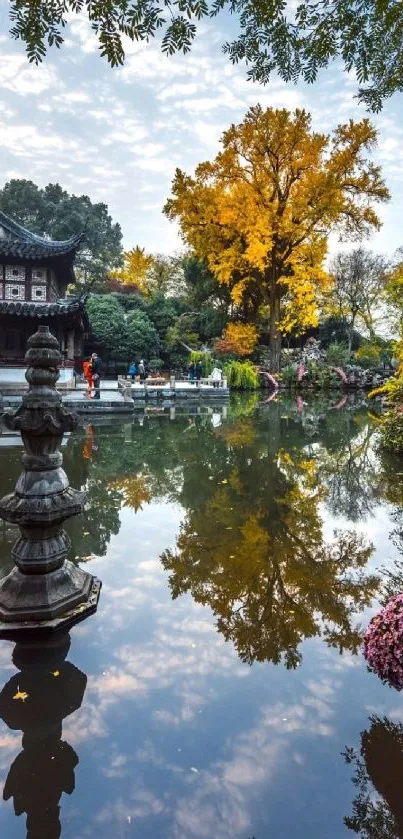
[326,341,349,366]
[148,357,164,374]
[305,361,340,389]
[223,360,259,389]
[126,309,160,359]
[280,364,298,385]
[379,407,403,454]
[355,343,381,368]
[189,351,214,376]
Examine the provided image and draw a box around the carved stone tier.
[0,325,101,633]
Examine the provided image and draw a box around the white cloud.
[0,54,59,95]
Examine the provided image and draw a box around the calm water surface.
[0,394,402,838]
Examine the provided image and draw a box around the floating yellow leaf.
[52,670,60,678]
[13,687,28,702]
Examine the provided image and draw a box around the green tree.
[146,253,186,296]
[126,310,160,360]
[318,316,363,351]
[0,179,122,283]
[144,293,178,343]
[7,1,403,109]
[86,295,128,359]
[325,249,388,356]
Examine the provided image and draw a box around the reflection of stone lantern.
[0,632,86,838]
[0,325,100,632]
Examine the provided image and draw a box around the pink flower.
[330,366,348,384]
[363,594,403,690]
[296,363,306,382]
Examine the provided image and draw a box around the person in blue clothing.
[128,361,137,382]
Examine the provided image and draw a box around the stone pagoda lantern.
[0,325,100,633]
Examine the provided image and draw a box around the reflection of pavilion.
[0,632,86,838]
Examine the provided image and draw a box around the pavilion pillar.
[67,329,75,361]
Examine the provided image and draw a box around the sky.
[0,2,403,259]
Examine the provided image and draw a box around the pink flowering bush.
[363,593,403,690]
[296,363,306,382]
[330,366,349,384]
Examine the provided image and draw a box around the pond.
[0,393,402,839]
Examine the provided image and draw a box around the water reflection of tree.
[161,420,379,668]
[343,716,403,838]
[314,409,379,522]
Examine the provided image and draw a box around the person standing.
[128,361,137,382]
[82,357,93,397]
[138,360,146,382]
[195,361,202,382]
[211,367,222,388]
[91,353,102,399]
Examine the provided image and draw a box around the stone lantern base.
[0,574,101,638]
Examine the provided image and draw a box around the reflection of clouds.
[172,687,337,838]
[102,752,130,778]
[91,669,146,704]
[0,732,20,774]
[95,784,166,823]
[63,700,107,745]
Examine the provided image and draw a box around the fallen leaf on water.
[221,479,228,484]
[13,687,28,702]
[52,670,60,678]
[83,531,90,536]
[190,767,199,773]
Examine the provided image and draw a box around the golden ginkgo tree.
[109,246,154,293]
[164,106,389,372]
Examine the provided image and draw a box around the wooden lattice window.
[5,284,25,301]
[31,285,47,301]
[5,265,25,282]
[32,267,46,282]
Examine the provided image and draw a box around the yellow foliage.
[164,106,389,367]
[109,474,151,512]
[110,246,154,292]
[13,687,29,702]
[220,322,258,356]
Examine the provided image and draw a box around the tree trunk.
[347,326,353,360]
[269,285,282,374]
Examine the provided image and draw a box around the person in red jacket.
[82,358,93,397]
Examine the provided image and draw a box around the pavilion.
[0,210,88,385]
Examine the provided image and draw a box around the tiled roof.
[0,210,83,261]
[0,298,87,317]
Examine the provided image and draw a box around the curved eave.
[0,241,82,261]
[0,300,86,317]
[0,209,83,247]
